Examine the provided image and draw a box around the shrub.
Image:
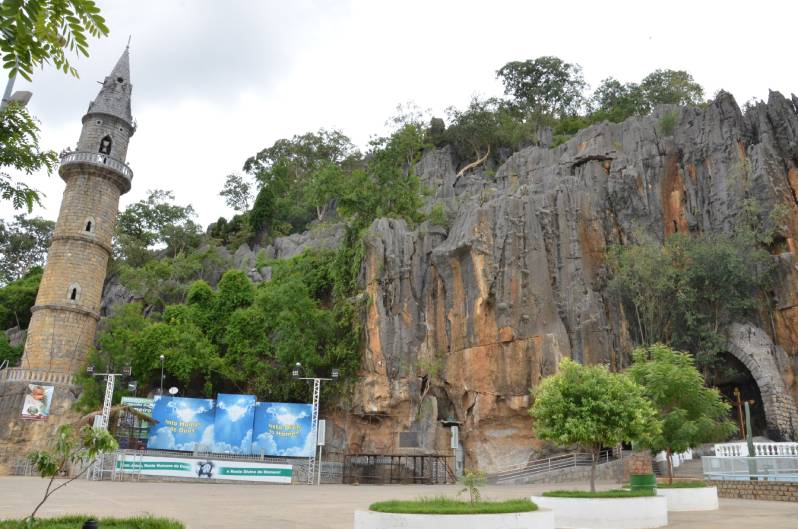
[542,489,655,498]
[369,497,537,514]
[658,111,678,136]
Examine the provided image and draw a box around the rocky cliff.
[338,91,798,471]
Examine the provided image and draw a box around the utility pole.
[292,363,338,485]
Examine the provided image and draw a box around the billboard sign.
[114,455,292,483]
[20,384,54,420]
[212,393,256,454]
[147,396,215,452]
[251,402,314,457]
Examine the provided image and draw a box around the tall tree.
[627,344,735,482]
[496,56,587,118]
[219,173,252,212]
[639,69,704,108]
[0,213,53,284]
[530,358,660,491]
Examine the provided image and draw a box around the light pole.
[159,354,165,396]
[292,362,338,485]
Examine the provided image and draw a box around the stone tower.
[0,48,134,466]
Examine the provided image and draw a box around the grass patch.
[656,480,708,488]
[542,489,655,498]
[0,516,184,529]
[369,496,537,514]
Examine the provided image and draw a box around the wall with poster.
[20,384,54,420]
[147,396,215,451]
[212,393,256,454]
[251,402,314,457]
[114,455,292,483]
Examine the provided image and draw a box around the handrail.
[489,449,615,483]
[59,151,133,181]
[714,442,798,457]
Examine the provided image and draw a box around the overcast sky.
[7,0,797,226]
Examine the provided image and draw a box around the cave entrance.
[713,352,768,439]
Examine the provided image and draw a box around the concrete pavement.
[1,476,796,528]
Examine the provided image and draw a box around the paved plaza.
[1,476,797,528]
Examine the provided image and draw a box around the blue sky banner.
[147,396,215,452]
[252,402,314,457]
[212,393,256,454]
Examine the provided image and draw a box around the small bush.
[542,489,655,498]
[369,497,537,514]
[656,480,708,488]
[428,203,449,228]
[658,111,678,136]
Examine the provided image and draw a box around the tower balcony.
[58,151,133,193]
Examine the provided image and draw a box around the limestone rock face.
[345,92,798,471]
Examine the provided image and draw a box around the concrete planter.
[353,509,555,529]
[531,495,668,529]
[657,486,718,511]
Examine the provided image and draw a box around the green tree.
[0,266,42,329]
[639,69,704,108]
[530,358,660,491]
[590,77,647,122]
[0,0,108,81]
[26,424,117,522]
[0,332,23,366]
[219,173,252,212]
[0,103,58,212]
[115,189,201,266]
[627,344,735,482]
[0,213,53,284]
[496,56,587,118]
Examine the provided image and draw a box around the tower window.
[83,217,95,233]
[67,283,81,303]
[85,221,92,232]
[99,135,112,155]
[116,76,125,83]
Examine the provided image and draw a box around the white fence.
[703,455,798,481]
[714,442,798,457]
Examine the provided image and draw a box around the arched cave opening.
[713,352,768,439]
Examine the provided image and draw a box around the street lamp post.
[292,362,338,485]
[159,354,165,396]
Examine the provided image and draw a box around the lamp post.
[292,362,338,485]
[159,354,165,396]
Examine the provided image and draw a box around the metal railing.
[703,455,798,481]
[714,442,798,457]
[59,151,133,181]
[489,449,615,484]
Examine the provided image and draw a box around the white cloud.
[213,428,253,454]
[166,399,213,423]
[148,426,175,448]
[251,431,278,456]
[266,405,308,426]
[217,398,255,422]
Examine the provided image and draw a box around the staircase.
[488,450,617,485]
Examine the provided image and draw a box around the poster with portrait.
[20,384,54,420]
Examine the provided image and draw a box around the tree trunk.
[590,446,598,492]
[667,448,674,485]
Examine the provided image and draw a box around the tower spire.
[84,46,133,128]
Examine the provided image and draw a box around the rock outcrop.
[341,92,798,471]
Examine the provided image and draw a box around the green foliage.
[640,69,704,108]
[26,424,118,522]
[0,104,58,212]
[530,358,661,491]
[627,344,735,482]
[608,231,776,374]
[658,111,679,136]
[0,516,185,529]
[0,213,53,285]
[0,333,23,367]
[207,214,252,248]
[219,173,252,212]
[427,202,448,228]
[244,129,359,235]
[458,469,487,504]
[115,190,202,266]
[542,489,655,498]
[497,56,587,118]
[0,0,108,81]
[369,497,537,514]
[0,266,42,329]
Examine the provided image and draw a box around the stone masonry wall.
[708,479,798,502]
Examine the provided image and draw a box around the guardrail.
[703,455,798,481]
[489,449,615,484]
[59,151,133,181]
[714,442,798,457]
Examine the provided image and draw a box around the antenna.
[127,34,132,49]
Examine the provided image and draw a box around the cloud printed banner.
[212,393,256,454]
[147,396,216,452]
[251,402,314,457]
